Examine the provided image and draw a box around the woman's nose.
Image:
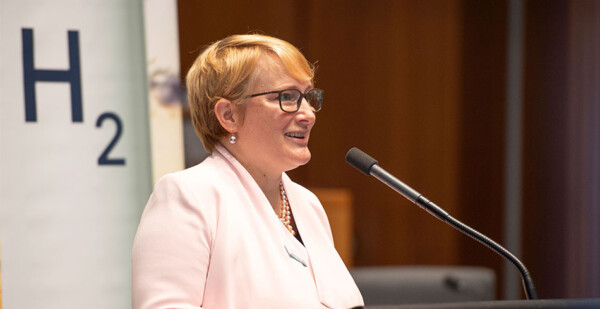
[296,98,316,123]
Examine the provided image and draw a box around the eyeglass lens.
[280,89,323,112]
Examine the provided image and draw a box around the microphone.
[345,147,538,300]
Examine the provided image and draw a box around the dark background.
[177,0,600,300]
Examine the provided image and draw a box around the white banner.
[0,0,152,308]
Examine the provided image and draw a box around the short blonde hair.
[186,34,315,153]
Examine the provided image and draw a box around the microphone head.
[345,147,378,175]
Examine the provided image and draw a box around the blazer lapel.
[281,174,363,308]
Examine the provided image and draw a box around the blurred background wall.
[177,0,599,300]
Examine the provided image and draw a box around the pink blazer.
[132,144,364,309]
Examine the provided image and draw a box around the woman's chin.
[285,149,312,170]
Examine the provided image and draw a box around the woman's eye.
[280,93,294,101]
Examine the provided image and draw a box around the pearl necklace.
[279,182,295,236]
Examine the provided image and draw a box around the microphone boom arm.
[348,148,538,300]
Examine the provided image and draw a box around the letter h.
[22,28,83,122]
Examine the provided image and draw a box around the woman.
[132,34,364,309]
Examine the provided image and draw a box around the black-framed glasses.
[248,88,323,113]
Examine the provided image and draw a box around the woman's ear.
[214,98,239,133]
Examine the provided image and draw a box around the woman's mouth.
[284,132,306,139]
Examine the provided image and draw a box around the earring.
[229,134,237,144]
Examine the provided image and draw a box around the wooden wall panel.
[177,0,305,81]
[565,0,600,297]
[522,0,570,299]
[523,0,600,299]
[298,0,463,266]
[458,0,508,297]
